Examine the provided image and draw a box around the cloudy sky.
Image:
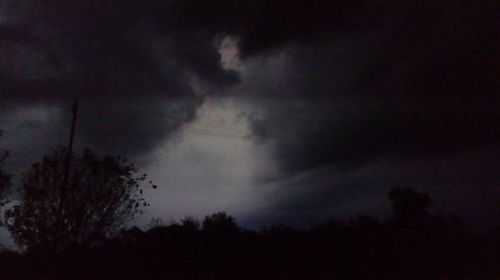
[0,0,499,236]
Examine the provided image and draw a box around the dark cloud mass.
[0,0,499,228]
[234,0,500,176]
[0,0,236,156]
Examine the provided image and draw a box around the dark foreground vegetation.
[2,192,500,280]
[1,133,500,279]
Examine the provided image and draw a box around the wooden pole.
[55,98,78,252]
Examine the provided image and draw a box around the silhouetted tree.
[5,147,152,253]
[180,216,200,231]
[202,212,240,235]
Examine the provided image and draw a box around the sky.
[0,0,499,238]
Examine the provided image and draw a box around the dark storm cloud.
[212,0,499,228]
[142,0,499,174]
[164,0,347,57]
[229,0,500,175]
[0,0,237,156]
[4,0,497,164]
[0,0,499,229]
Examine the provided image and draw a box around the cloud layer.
[1,0,499,228]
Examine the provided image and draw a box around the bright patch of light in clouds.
[139,98,277,226]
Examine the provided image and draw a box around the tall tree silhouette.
[5,147,153,253]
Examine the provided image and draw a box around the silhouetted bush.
[4,147,153,254]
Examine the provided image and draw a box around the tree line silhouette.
[1,130,500,279]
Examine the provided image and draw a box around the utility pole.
[64,98,78,184]
[55,98,78,250]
